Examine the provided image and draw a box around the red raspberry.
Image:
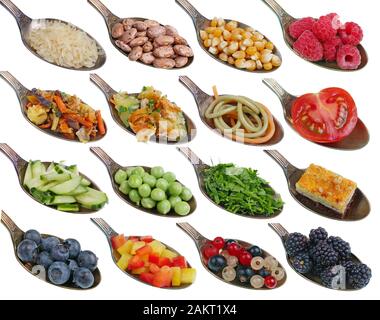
[288,17,315,39]
[293,30,323,61]
[338,22,363,46]
[336,45,361,70]
[326,13,342,30]
[323,37,342,62]
[312,14,338,42]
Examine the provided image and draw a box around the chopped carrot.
[53,95,70,114]
[39,121,52,129]
[63,113,93,128]
[96,111,106,135]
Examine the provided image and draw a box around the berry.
[225,239,237,246]
[339,22,363,46]
[327,236,351,260]
[41,237,60,252]
[48,262,71,285]
[264,276,277,289]
[312,264,326,277]
[326,13,342,30]
[36,251,54,269]
[77,251,98,271]
[293,30,323,62]
[67,259,79,273]
[73,268,95,289]
[285,232,309,257]
[336,45,361,70]
[309,241,339,267]
[227,242,243,257]
[250,275,265,289]
[212,237,225,250]
[239,251,253,266]
[64,239,81,259]
[291,252,313,274]
[50,244,70,262]
[320,265,342,289]
[342,260,355,273]
[288,17,315,39]
[202,243,219,260]
[309,227,328,245]
[236,266,254,283]
[17,239,38,263]
[207,255,227,273]
[247,245,263,258]
[323,37,342,62]
[312,15,338,42]
[347,264,372,289]
[258,268,271,278]
[222,267,236,282]
[24,230,41,245]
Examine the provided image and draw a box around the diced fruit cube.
[128,236,139,242]
[140,236,154,243]
[149,253,160,265]
[128,255,144,270]
[161,249,178,260]
[117,254,132,271]
[136,245,153,257]
[171,267,182,287]
[141,255,149,263]
[111,234,127,250]
[132,267,148,275]
[181,268,196,284]
[152,266,173,288]
[149,263,160,274]
[172,256,187,268]
[140,272,155,285]
[117,240,134,255]
[148,240,166,256]
[158,257,172,267]
[131,241,146,255]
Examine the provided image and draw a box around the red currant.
[212,237,225,250]
[202,243,219,259]
[238,251,253,266]
[264,276,278,289]
[227,243,242,257]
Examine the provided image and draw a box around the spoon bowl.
[0,71,107,143]
[264,150,370,221]
[176,0,282,73]
[262,79,369,150]
[90,74,197,145]
[177,147,283,219]
[179,76,284,146]
[0,0,106,70]
[177,222,287,289]
[92,218,194,289]
[261,0,368,71]
[0,144,105,214]
[88,0,193,70]
[1,211,101,290]
[90,147,197,218]
[269,223,363,290]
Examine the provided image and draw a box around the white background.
[0,0,378,300]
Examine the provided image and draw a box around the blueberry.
[48,262,71,285]
[36,251,54,269]
[258,268,271,278]
[207,255,227,273]
[77,251,98,271]
[67,259,79,273]
[64,239,81,259]
[225,239,237,246]
[248,246,263,258]
[42,237,60,252]
[73,268,95,289]
[236,266,255,283]
[24,230,41,245]
[50,244,70,262]
[17,239,38,263]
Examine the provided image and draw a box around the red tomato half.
[291,88,358,143]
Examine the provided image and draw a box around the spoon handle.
[264,150,297,176]
[90,74,116,99]
[177,223,208,248]
[261,0,293,25]
[0,0,31,26]
[91,218,118,240]
[87,0,119,25]
[1,211,24,244]
[90,147,121,174]
[176,146,208,176]
[175,0,207,28]
[0,71,29,98]
[268,223,289,242]
[179,76,210,109]
[262,78,294,119]
[0,143,27,169]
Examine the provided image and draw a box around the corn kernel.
[228,57,235,65]
[218,41,228,51]
[223,47,229,55]
[232,50,246,59]
[200,30,208,41]
[246,60,257,71]
[256,60,263,70]
[261,53,273,64]
[255,41,265,51]
[205,27,216,33]
[225,21,238,31]
[232,28,244,35]
[245,27,255,33]
[213,28,223,37]
[208,33,215,39]
[253,52,261,60]
[263,63,273,71]
[240,45,247,51]
[242,39,253,47]
[246,46,257,56]
[242,31,253,40]
[227,41,239,54]
[231,34,243,41]
[261,39,268,47]
[234,58,247,69]
[271,55,282,67]
[212,37,221,47]
[219,53,228,62]
[204,39,212,48]
[223,30,232,41]
[266,42,274,50]
[211,18,218,28]
[253,32,264,41]
[209,46,219,55]
[217,18,226,27]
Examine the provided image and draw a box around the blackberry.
[309,241,339,267]
[327,236,351,260]
[320,265,343,289]
[291,252,313,274]
[347,264,372,289]
[285,233,309,257]
[309,227,328,245]
[312,264,326,277]
[341,260,355,273]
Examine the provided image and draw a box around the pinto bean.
[122,18,135,29]
[147,26,166,38]
[119,28,137,43]
[154,35,175,47]
[115,40,132,53]
[129,46,143,61]
[153,46,175,58]
[153,58,176,69]
[133,21,148,32]
[143,41,154,53]
[140,52,155,65]
[174,36,188,45]
[165,25,178,37]
[129,37,149,47]
[175,56,189,68]
[144,20,160,28]
[111,23,124,38]
[174,45,194,57]
[136,31,147,38]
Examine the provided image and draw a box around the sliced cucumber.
[67,165,79,176]
[75,188,108,210]
[50,196,77,205]
[24,161,34,188]
[31,161,46,179]
[47,162,57,172]
[65,185,88,196]
[30,189,54,205]
[57,204,80,212]
[26,177,46,190]
[80,178,92,187]
[38,181,60,192]
[49,176,81,195]
[41,172,71,183]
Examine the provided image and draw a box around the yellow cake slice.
[296,164,357,214]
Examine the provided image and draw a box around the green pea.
[151,166,164,179]
[129,190,141,205]
[180,187,193,201]
[115,169,127,185]
[156,178,169,192]
[169,196,182,208]
[126,167,135,177]
[141,198,156,209]
[143,174,157,188]
[132,167,146,177]
[128,175,143,189]
[119,181,131,195]
[168,182,183,196]
[157,200,171,215]
[138,184,152,198]
[175,201,191,216]
[151,188,166,202]
[163,172,176,183]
